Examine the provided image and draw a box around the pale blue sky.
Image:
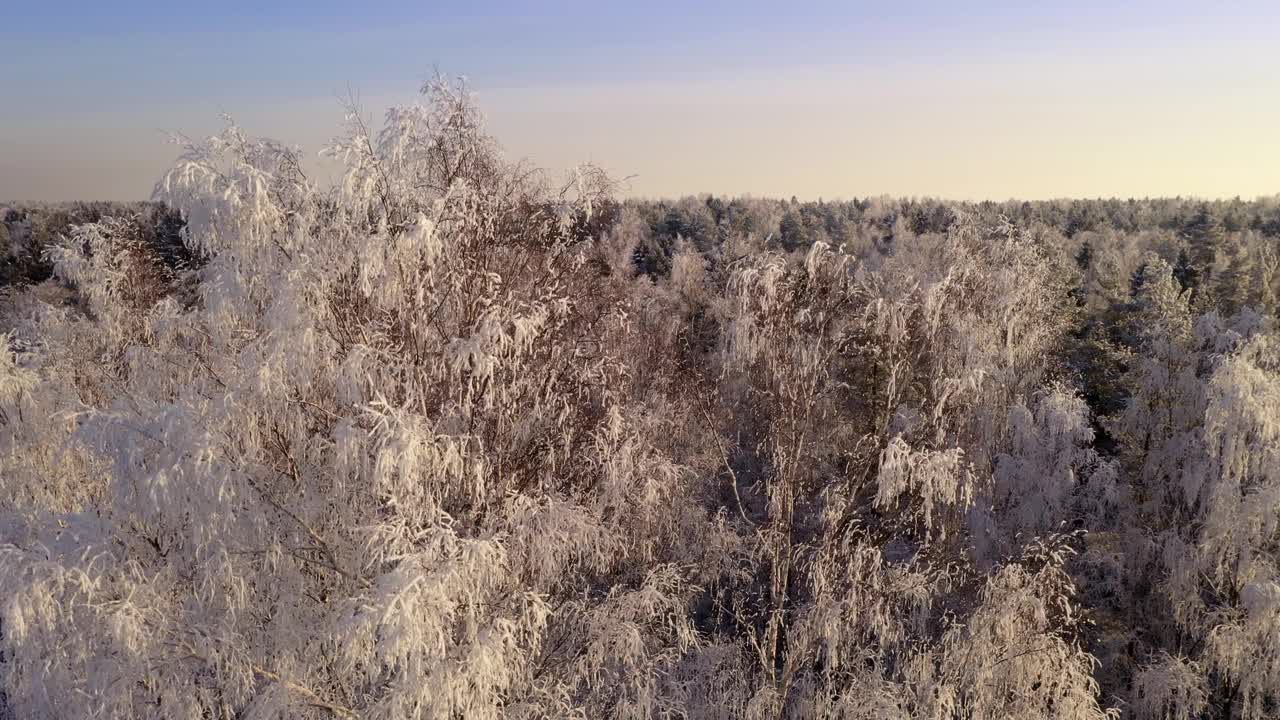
[3,1,1279,200]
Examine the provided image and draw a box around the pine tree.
[1173,247,1196,293]
[1213,237,1255,314]
[1184,206,1225,294]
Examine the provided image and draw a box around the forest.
[2,79,1280,720]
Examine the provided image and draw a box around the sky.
[2,1,1279,201]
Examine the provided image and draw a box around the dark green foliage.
[1173,248,1196,292]
[1075,240,1093,272]
[1,201,190,288]
[1184,205,1225,281]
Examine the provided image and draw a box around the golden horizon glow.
[3,2,1279,201]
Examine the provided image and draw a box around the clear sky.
[2,1,1279,201]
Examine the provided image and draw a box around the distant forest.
[9,192,1280,293]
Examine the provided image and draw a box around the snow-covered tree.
[5,78,1279,720]
[0,77,717,720]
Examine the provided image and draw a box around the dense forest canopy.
[2,79,1279,719]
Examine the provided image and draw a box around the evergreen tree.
[1076,239,1094,272]
[1184,205,1225,292]
[1173,247,1196,292]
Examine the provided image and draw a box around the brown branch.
[695,391,754,526]
[250,664,359,719]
